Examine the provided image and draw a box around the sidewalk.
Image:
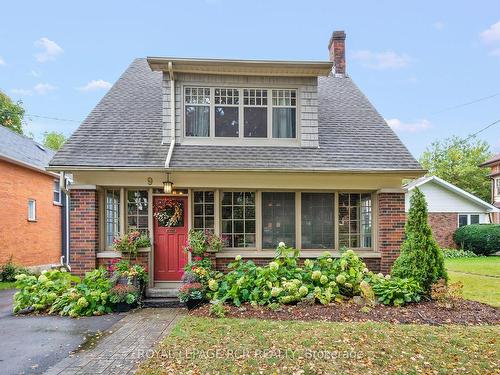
[44,308,184,375]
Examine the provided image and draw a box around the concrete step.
[146,287,179,298]
[142,298,185,308]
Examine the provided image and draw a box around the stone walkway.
[44,308,184,375]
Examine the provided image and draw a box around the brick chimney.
[328,30,346,76]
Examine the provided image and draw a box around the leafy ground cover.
[0,281,16,290]
[137,316,499,375]
[445,257,500,307]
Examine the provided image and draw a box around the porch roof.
[49,58,423,174]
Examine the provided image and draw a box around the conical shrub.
[391,187,447,292]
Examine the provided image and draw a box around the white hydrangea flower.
[278,241,286,247]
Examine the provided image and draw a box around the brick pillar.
[70,189,99,276]
[378,192,405,274]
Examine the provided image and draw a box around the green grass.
[445,257,500,307]
[0,281,16,290]
[137,316,499,375]
[445,256,500,277]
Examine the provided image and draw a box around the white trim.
[96,251,122,258]
[28,199,37,221]
[70,184,97,190]
[406,175,498,211]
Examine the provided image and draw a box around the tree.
[391,187,447,293]
[420,136,492,202]
[0,91,25,134]
[42,131,67,150]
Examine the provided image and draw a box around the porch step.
[142,298,185,308]
[146,287,179,298]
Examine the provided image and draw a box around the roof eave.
[147,57,333,77]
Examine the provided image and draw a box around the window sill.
[27,219,37,222]
[216,250,381,259]
[53,202,63,206]
[97,251,122,259]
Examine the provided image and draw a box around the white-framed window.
[458,214,480,227]
[53,179,61,204]
[496,178,500,195]
[272,89,297,138]
[221,191,256,248]
[28,199,36,221]
[262,192,296,248]
[185,87,210,137]
[105,189,120,247]
[126,190,148,234]
[338,193,372,248]
[301,193,334,249]
[184,87,297,140]
[193,191,215,232]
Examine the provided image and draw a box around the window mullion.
[267,89,272,139]
[210,88,215,138]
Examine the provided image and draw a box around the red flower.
[194,256,202,261]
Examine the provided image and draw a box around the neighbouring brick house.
[0,126,70,268]
[480,154,500,224]
[405,175,498,248]
[48,30,425,295]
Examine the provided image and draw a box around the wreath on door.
[153,198,183,227]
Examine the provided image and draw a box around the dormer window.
[184,86,298,141]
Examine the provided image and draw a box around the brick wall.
[0,159,61,267]
[378,192,406,274]
[428,213,457,248]
[96,252,150,274]
[70,189,98,276]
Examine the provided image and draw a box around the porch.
[67,170,407,291]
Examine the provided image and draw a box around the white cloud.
[0,57,5,66]
[34,83,57,94]
[351,50,412,69]
[489,48,500,57]
[433,21,445,30]
[34,37,63,62]
[12,83,58,96]
[77,79,112,92]
[480,21,500,43]
[29,69,40,77]
[11,88,33,96]
[386,118,431,133]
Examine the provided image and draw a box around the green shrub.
[50,268,113,317]
[441,248,479,258]
[1,256,31,282]
[207,245,372,308]
[392,187,447,292]
[372,276,423,306]
[453,224,500,256]
[13,269,79,313]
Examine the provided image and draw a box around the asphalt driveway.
[0,288,124,375]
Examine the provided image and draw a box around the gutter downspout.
[165,61,175,168]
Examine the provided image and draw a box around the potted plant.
[178,282,204,310]
[184,230,223,257]
[110,260,148,290]
[109,284,139,312]
[135,234,151,252]
[113,230,141,260]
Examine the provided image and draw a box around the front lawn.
[137,316,499,374]
[445,257,500,307]
[0,281,16,290]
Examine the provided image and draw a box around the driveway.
[0,289,123,375]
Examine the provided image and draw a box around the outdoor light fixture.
[163,173,173,194]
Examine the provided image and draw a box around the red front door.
[153,196,188,281]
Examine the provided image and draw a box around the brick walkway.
[44,308,184,375]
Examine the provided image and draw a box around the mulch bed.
[190,300,499,325]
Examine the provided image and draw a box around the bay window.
[193,191,215,231]
[301,193,334,249]
[185,86,297,140]
[221,192,256,248]
[262,192,295,248]
[185,87,210,137]
[127,190,148,234]
[338,193,372,248]
[105,189,120,247]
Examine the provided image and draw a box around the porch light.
[163,174,173,194]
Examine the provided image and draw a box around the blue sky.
[1,0,499,157]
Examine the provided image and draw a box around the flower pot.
[117,276,129,285]
[185,299,202,310]
[114,302,132,313]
